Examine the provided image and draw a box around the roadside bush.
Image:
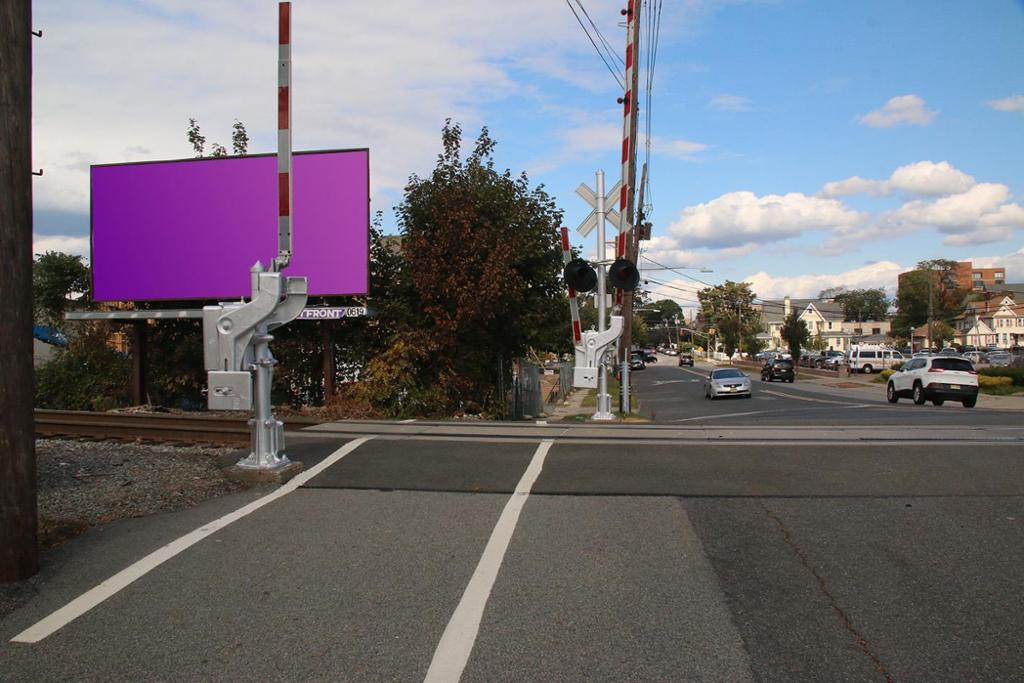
[879,369,895,380]
[979,367,1024,386]
[978,375,1013,388]
[36,322,131,410]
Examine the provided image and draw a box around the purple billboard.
[91,149,369,301]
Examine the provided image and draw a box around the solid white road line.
[11,437,375,644]
[760,389,871,407]
[672,410,771,422]
[424,439,553,683]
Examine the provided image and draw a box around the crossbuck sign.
[575,180,631,237]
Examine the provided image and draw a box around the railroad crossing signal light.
[563,257,598,293]
[608,258,640,291]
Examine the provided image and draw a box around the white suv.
[886,356,979,408]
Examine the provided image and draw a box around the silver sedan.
[704,368,753,399]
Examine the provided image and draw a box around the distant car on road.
[678,351,694,367]
[887,355,979,407]
[761,358,795,383]
[705,367,752,399]
[629,352,646,371]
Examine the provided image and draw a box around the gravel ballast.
[1,438,247,619]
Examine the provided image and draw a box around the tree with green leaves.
[354,120,566,416]
[32,252,131,410]
[809,331,828,351]
[892,259,968,338]
[33,251,90,327]
[833,288,889,322]
[697,281,759,357]
[781,312,810,362]
[186,118,248,158]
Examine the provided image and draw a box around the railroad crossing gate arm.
[573,315,624,388]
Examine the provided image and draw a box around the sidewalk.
[546,387,590,421]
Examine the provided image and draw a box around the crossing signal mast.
[201,2,308,476]
[562,169,639,420]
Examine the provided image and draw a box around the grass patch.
[980,385,1024,396]
[578,376,644,417]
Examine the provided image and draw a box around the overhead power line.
[565,0,624,90]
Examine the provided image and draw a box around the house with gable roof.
[759,296,890,351]
[955,293,1024,348]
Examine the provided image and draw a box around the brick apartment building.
[898,261,1005,295]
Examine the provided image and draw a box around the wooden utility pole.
[1,0,40,582]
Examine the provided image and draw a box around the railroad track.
[34,409,323,446]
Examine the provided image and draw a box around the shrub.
[35,323,131,410]
[979,367,1024,386]
[879,368,895,379]
[978,375,1013,388]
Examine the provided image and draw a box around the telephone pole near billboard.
[1,0,40,582]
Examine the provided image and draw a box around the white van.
[848,345,904,374]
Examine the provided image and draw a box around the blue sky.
[32,0,1024,310]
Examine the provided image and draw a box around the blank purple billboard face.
[90,149,369,301]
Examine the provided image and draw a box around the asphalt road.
[4,387,1024,681]
[631,356,1021,426]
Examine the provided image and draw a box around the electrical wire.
[565,0,624,90]
[574,0,625,68]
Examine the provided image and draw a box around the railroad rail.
[34,409,323,446]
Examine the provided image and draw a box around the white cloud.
[888,160,975,195]
[708,94,751,112]
[820,175,886,197]
[562,123,623,154]
[743,260,904,299]
[33,234,91,259]
[886,183,1024,246]
[821,161,976,198]
[651,136,710,160]
[986,95,1024,112]
[666,191,865,248]
[970,247,1024,281]
[31,0,633,219]
[857,94,937,128]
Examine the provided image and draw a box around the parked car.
[815,350,845,368]
[848,345,905,374]
[704,367,752,399]
[629,352,646,371]
[987,351,1013,367]
[798,353,820,368]
[821,352,847,370]
[761,358,795,383]
[963,351,987,365]
[886,355,979,407]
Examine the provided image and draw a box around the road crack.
[759,502,895,683]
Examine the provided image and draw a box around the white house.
[955,295,1024,348]
[761,297,890,351]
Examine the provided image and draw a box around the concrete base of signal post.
[222,460,304,485]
